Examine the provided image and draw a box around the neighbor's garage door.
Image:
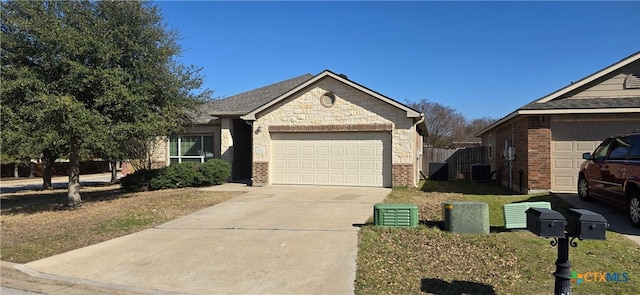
[271,132,391,187]
[551,120,638,192]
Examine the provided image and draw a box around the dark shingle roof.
[204,74,314,116]
[520,97,640,110]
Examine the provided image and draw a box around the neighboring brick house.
[160,70,427,188]
[477,52,640,193]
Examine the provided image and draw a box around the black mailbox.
[526,207,567,238]
[565,208,608,240]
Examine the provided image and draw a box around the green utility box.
[374,203,419,227]
[503,201,552,229]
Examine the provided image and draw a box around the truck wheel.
[630,192,640,228]
[578,177,592,201]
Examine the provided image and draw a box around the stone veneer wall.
[252,77,418,187]
[220,119,233,163]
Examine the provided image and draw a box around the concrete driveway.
[22,185,390,294]
[555,193,640,245]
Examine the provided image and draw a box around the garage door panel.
[288,147,301,155]
[345,160,358,170]
[271,132,391,187]
[554,141,573,151]
[554,158,574,169]
[331,147,343,156]
[302,146,314,155]
[345,147,358,156]
[301,174,314,183]
[577,141,596,151]
[301,160,314,169]
[551,119,640,192]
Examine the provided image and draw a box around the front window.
[169,135,215,164]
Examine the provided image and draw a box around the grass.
[1,185,243,263]
[355,180,640,295]
[2,179,638,294]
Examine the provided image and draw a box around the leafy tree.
[1,1,210,207]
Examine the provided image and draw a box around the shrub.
[198,159,231,185]
[148,162,206,190]
[120,169,159,192]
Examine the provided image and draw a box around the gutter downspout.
[413,114,426,187]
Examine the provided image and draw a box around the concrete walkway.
[17,185,390,294]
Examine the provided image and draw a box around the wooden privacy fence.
[422,147,487,180]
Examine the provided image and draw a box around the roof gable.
[477,52,640,136]
[536,51,640,103]
[240,70,422,120]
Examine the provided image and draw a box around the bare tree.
[125,137,165,171]
[460,117,497,143]
[409,99,465,148]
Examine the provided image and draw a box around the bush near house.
[120,159,231,192]
[198,159,232,186]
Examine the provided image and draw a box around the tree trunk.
[13,163,19,178]
[110,160,118,184]
[42,149,55,190]
[67,138,82,208]
[29,161,35,178]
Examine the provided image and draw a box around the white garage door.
[551,120,639,192]
[271,132,391,187]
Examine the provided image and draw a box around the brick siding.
[493,115,551,192]
[252,161,268,186]
[527,116,551,190]
[392,164,414,187]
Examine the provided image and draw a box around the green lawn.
[355,180,640,295]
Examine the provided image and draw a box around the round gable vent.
[320,92,336,108]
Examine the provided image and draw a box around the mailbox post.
[525,207,608,295]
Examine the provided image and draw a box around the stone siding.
[252,77,418,187]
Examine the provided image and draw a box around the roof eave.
[476,107,640,137]
[209,111,247,117]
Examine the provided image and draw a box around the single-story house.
[477,52,640,193]
[155,70,427,188]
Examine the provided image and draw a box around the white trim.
[536,52,640,103]
[241,70,421,120]
[518,108,640,115]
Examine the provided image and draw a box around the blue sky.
[155,1,640,120]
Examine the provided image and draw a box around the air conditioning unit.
[374,203,418,227]
[503,201,552,229]
[470,163,491,182]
